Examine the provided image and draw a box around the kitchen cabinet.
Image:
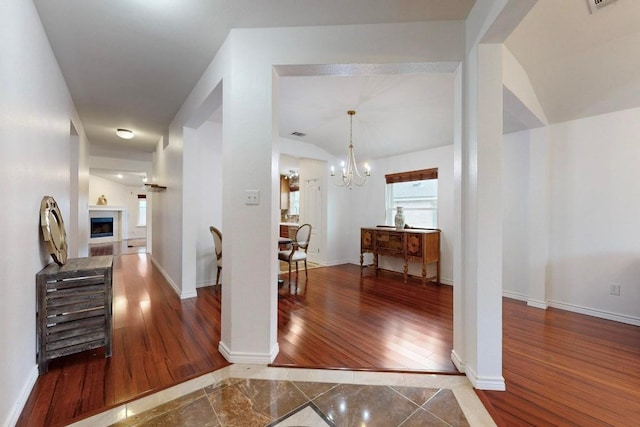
[280,176,290,210]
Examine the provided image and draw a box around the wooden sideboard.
[360,227,440,285]
[36,255,113,374]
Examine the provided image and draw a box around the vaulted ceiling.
[505,0,640,125]
[33,0,640,184]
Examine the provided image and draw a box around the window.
[137,194,147,226]
[385,168,438,228]
[289,190,300,215]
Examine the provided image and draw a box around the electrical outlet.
[609,284,621,296]
[245,190,260,205]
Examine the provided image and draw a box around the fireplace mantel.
[89,205,126,211]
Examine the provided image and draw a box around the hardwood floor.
[17,254,230,427]
[17,250,640,426]
[479,299,640,426]
[274,264,456,372]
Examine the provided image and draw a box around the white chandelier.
[330,110,370,188]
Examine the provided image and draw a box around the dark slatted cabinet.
[36,255,113,374]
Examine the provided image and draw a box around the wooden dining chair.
[209,226,222,285]
[278,223,311,280]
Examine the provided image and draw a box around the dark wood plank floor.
[18,254,456,426]
[478,299,640,426]
[17,254,230,427]
[17,250,640,426]
[274,264,456,372]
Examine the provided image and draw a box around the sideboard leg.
[422,263,427,286]
[403,261,408,284]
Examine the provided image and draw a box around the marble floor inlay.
[67,366,495,427]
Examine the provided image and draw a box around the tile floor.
[68,366,495,427]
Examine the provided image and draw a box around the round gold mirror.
[40,196,68,265]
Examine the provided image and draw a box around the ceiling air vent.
[587,0,618,13]
[291,131,307,137]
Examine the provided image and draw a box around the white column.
[218,54,279,363]
[474,43,505,390]
[459,42,505,390]
[451,63,466,372]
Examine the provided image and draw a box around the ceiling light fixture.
[330,110,370,189]
[116,128,134,139]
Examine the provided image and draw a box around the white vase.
[394,207,405,230]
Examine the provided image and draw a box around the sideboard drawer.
[375,231,404,256]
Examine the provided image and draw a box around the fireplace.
[90,217,114,238]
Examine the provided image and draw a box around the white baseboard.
[502,292,640,326]
[326,259,352,267]
[218,341,279,364]
[196,280,216,288]
[501,290,527,301]
[4,365,38,427]
[180,290,198,299]
[527,298,548,309]
[451,349,465,373]
[465,364,505,391]
[549,300,640,326]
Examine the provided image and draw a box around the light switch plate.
[245,190,260,205]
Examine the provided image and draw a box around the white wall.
[0,1,89,424]
[89,175,147,239]
[195,120,223,287]
[502,107,640,325]
[549,108,640,323]
[502,132,530,298]
[346,144,455,285]
[150,128,184,295]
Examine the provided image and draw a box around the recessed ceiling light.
[116,128,134,139]
[116,173,123,179]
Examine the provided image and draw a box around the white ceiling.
[32,0,640,184]
[34,0,474,156]
[91,168,148,189]
[505,0,640,124]
[279,73,455,162]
